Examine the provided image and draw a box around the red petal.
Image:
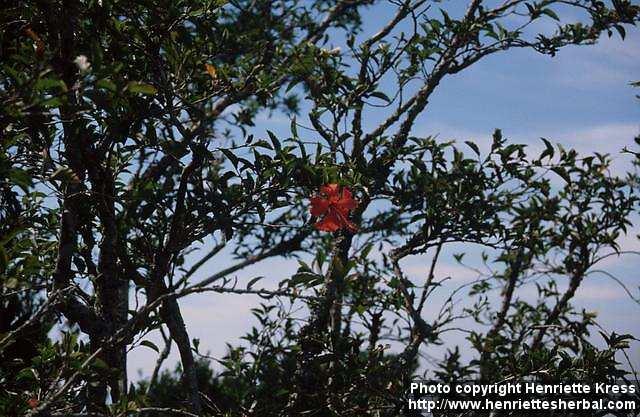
[310,196,329,216]
[320,183,340,199]
[315,212,341,232]
[334,207,358,232]
[335,187,357,213]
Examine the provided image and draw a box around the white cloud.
[574,283,628,301]
[551,28,640,87]
[128,292,262,381]
[403,259,478,284]
[417,121,639,175]
[553,123,638,154]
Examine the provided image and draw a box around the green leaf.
[126,81,157,95]
[34,78,67,92]
[285,79,300,93]
[91,358,108,371]
[290,116,298,138]
[253,140,273,150]
[16,368,37,382]
[96,78,117,92]
[369,91,391,102]
[464,141,480,156]
[291,271,322,287]
[551,166,571,183]
[267,130,281,152]
[541,8,560,21]
[246,276,263,290]
[0,245,7,274]
[8,168,32,191]
[361,243,373,258]
[539,137,555,160]
[41,97,62,108]
[140,340,159,353]
[220,148,239,168]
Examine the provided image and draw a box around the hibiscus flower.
[310,184,358,232]
[27,398,39,409]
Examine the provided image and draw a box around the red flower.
[27,398,39,409]
[310,184,358,232]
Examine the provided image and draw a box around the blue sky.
[128,6,640,381]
